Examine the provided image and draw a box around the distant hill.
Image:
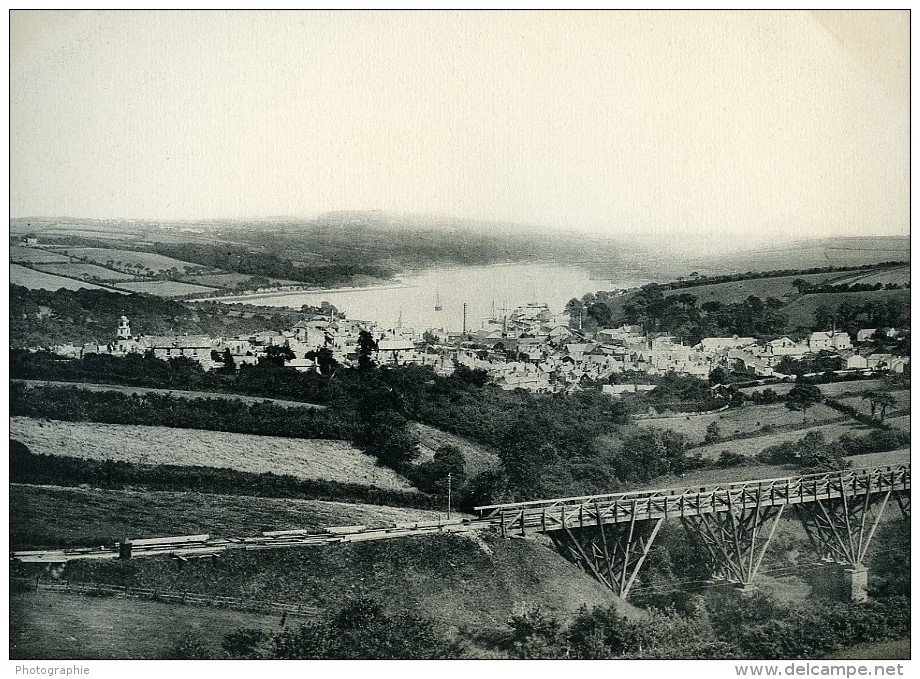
[10,216,908,285]
[695,236,909,275]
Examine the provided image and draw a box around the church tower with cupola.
[117,315,132,341]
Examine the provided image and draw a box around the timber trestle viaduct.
[13,465,909,602]
[475,464,910,600]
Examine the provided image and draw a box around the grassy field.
[10,590,282,659]
[115,280,218,297]
[836,390,910,419]
[830,265,911,287]
[782,289,909,331]
[10,417,414,490]
[12,379,326,408]
[629,447,908,492]
[10,264,120,293]
[43,229,143,241]
[662,271,848,305]
[9,246,72,264]
[10,484,445,548]
[823,638,910,660]
[687,419,872,460]
[642,402,845,445]
[632,460,795,491]
[32,261,135,281]
[181,271,254,287]
[60,247,204,274]
[740,378,891,398]
[184,272,302,288]
[844,448,909,468]
[412,422,501,476]
[886,415,910,432]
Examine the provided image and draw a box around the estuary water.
[216,263,648,331]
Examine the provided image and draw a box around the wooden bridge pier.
[548,516,664,599]
[794,490,894,602]
[681,500,785,592]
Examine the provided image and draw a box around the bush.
[163,633,214,660]
[705,422,722,444]
[506,605,564,659]
[266,598,460,659]
[406,445,466,496]
[222,628,268,659]
[717,450,747,467]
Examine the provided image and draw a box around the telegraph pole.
[462,303,467,335]
[447,472,452,520]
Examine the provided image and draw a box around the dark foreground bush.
[224,598,461,659]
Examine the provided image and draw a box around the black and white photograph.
[7,9,911,666]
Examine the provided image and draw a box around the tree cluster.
[813,297,909,336]
[617,286,788,343]
[10,383,352,441]
[10,285,294,347]
[494,591,909,659]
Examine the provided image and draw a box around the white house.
[840,351,869,370]
[765,337,808,357]
[808,331,852,352]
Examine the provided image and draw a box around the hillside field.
[60,247,205,274]
[412,422,501,476]
[712,237,909,273]
[633,460,794,492]
[9,246,72,264]
[662,271,849,305]
[115,280,218,297]
[33,261,135,281]
[184,272,303,288]
[740,378,892,398]
[641,402,845,445]
[835,390,910,420]
[52,531,636,649]
[11,590,282,660]
[686,419,872,460]
[10,417,413,491]
[10,484,444,549]
[9,264,121,293]
[843,448,909,469]
[830,265,910,287]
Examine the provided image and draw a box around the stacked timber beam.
[11,519,473,564]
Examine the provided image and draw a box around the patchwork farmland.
[59,248,207,275]
[9,264,122,293]
[32,261,136,281]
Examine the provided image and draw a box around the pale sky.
[10,10,910,248]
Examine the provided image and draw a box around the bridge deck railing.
[475,465,910,527]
